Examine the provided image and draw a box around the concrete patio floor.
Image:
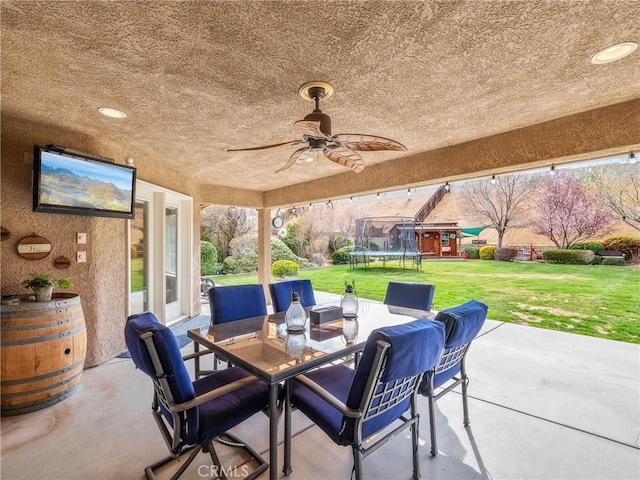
[2,293,639,480]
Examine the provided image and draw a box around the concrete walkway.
[1,293,638,479]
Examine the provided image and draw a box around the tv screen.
[33,145,136,219]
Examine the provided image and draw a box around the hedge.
[463,245,480,259]
[569,242,604,254]
[602,257,625,266]
[479,245,496,260]
[542,249,594,265]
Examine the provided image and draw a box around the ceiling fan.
[226,81,407,173]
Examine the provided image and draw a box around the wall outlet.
[77,233,87,244]
[77,251,87,263]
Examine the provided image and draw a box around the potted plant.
[21,273,73,302]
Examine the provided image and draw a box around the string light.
[550,164,556,175]
[629,151,637,164]
[349,197,353,203]
[376,192,380,199]
[490,174,496,184]
[407,188,411,196]
[444,182,450,192]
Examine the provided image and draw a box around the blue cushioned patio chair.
[383,281,436,317]
[124,311,270,480]
[290,318,445,480]
[208,284,268,325]
[269,279,316,313]
[419,300,488,456]
[204,284,269,374]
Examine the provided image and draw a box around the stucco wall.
[1,117,202,366]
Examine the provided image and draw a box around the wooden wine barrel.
[1,293,87,416]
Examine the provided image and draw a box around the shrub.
[200,241,219,275]
[569,242,604,254]
[222,256,240,273]
[494,247,519,262]
[602,257,625,266]
[332,246,353,265]
[271,260,299,277]
[542,249,593,265]
[463,245,480,259]
[479,245,496,260]
[328,234,353,254]
[591,256,602,265]
[602,236,640,261]
[271,237,312,268]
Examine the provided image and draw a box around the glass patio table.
[188,300,428,479]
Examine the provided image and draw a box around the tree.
[200,206,257,260]
[590,163,640,232]
[460,174,539,247]
[531,173,613,249]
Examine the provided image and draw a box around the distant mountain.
[40,164,131,211]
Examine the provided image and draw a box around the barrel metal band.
[0,370,83,396]
[0,313,84,331]
[1,384,80,415]
[0,359,85,386]
[0,324,86,346]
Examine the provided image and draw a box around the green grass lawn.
[210,260,640,344]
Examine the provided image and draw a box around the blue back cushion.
[344,318,445,441]
[383,281,435,311]
[269,279,316,312]
[208,284,267,324]
[124,312,198,444]
[436,300,488,348]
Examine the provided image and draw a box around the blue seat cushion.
[292,319,445,446]
[435,300,488,348]
[209,285,267,324]
[194,367,270,444]
[125,312,198,443]
[291,364,355,445]
[383,281,435,311]
[269,280,316,313]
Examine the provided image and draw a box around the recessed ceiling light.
[591,42,637,64]
[97,107,127,118]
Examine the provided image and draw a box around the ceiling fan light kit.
[227,81,407,173]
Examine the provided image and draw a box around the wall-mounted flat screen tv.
[33,145,136,219]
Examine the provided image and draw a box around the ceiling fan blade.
[275,146,309,173]
[323,146,365,173]
[294,120,329,139]
[226,140,302,152]
[333,134,407,151]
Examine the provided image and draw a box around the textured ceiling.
[2,1,639,205]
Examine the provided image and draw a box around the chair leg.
[205,441,228,480]
[352,447,364,480]
[428,394,438,457]
[462,376,470,426]
[144,444,202,480]
[411,415,421,480]
[217,432,269,480]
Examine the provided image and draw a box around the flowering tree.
[460,174,539,247]
[532,173,612,248]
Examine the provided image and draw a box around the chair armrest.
[170,376,260,412]
[295,374,362,419]
[182,348,214,362]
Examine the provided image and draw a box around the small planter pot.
[33,287,53,302]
